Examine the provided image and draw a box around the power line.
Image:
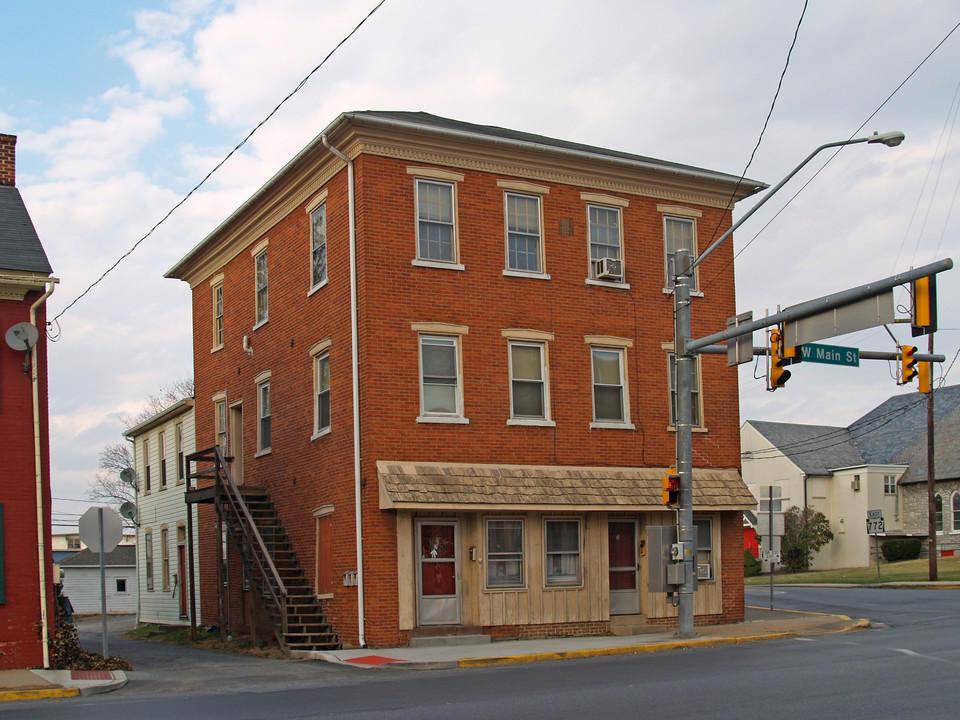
[50,0,389,329]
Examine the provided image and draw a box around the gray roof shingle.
[59,545,136,567]
[746,421,862,475]
[0,186,52,274]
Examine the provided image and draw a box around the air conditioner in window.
[851,477,860,491]
[696,563,712,580]
[594,257,623,280]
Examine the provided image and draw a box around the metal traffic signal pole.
[672,131,907,638]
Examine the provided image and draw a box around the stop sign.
[79,507,124,553]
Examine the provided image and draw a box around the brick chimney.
[0,133,17,187]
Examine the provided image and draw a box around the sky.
[3,0,959,533]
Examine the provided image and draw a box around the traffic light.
[919,361,932,394]
[662,471,680,507]
[911,275,937,337]
[768,327,792,390]
[901,345,918,384]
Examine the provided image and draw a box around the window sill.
[507,418,556,427]
[308,278,329,297]
[662,287,704,298]
[417,415,469,424]
[253,318,269,331]
[503,269,551,281]
[315,592,334,600]
[411,259,465,271]
[311,427,331,442]
[254,447,272,458]
[589,421,636,431]
[211,344,223,354]
[485,584,528,593]
[667,425,708,433]
[585,278,631,290]
[544,582,583,590]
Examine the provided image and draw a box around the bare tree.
[86,377,194,511]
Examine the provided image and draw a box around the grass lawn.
[744,555,960,585]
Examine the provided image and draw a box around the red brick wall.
[0,296,54,669]
[0,134,16,186]
[189,150,743,647]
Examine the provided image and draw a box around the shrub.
[744,549,762,577]
[882,538,923,562]
[782,506,834,573]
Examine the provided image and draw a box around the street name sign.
[800,343,860,367]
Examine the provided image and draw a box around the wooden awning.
[378,461,754,512]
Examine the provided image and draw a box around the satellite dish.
[119,501,139,525]
[120,467,137,487]
[5,322,39,351]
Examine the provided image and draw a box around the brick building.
[0,133,57,668]
[167,112,760,649]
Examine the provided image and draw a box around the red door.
[608,520,639,614]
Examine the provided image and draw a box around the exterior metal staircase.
[185,447,339,654]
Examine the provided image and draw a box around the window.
[419,335,462,418]
[311,203,327,289]
[161,527,170,591]
[116,578,127,593]
[591,347,626,423]
[694,517,713,580]
[665,216,697,291]
[145,530,154,591]
[884,475,897,495]
[509,342,548,420]
[505,193,542,274]
[255,249,268,325]
[158,431,167,489]
[257,380,271,453]
[143,437,151,493]
[315,353,330,435]
[953,493,960,532]
[545,519,580,586]
[935,494,943,533]
[212,282,224,348]
[588,204,622,280]
[66,535,80,550]
[668,352,702,427]
[176,422,184,483]
[416,179,455,263]
[215,399,227,452]
[486,519,524,588]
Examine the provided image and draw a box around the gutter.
[320,134,365,648]
[28,277,58,668]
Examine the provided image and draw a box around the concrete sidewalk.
[0,605,866,700]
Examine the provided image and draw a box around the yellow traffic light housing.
[662,471,680,507]
[911,275,937,337]
[919,361,932,394]
[901,345,918,384]
[768,327,792,390]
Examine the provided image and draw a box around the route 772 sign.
[867,509,885,535]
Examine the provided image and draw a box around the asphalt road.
[5,587,958,719]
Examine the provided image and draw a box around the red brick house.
[167,112,760,650]
[0,134,57,668]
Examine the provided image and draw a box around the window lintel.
[584,335,633,348]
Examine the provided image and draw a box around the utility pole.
[927,332,937,581]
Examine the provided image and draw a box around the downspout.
[321,134,365,647]
[30,277,58,668]
[803,473,809,509]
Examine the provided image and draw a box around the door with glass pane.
[417,520,460,625]
[608,519,640,615]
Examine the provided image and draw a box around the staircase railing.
[186,446,287,638]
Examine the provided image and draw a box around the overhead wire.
[49,0,389,331]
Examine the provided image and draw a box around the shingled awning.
[378,461,754,512]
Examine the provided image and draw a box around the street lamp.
[672,131,904,638]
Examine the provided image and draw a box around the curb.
[0,688,80,702]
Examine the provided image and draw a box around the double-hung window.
[505,193,542,274]
[176,422,184,483]
[158,431,167,489]
[257,378,271,453]
[212,280,224,349]
[664,216,698,291]
[509,341,547,421]
[953,493,960,532]
[935,495,943,533]
[144,530,154,591]
[545,519,580,586]
[416,179,456,264]
[588,203,623,281]
[143,437,151,493]
[310,202,327,290]
[215,398,227,452]
[419,335,462,418]
[254,247,269,326]
[668,352,702,427]
[161,527,170,590]
[591,346,628,425]
[884,475,897,494]
[315,353,331,435]
[486,519,524,588]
